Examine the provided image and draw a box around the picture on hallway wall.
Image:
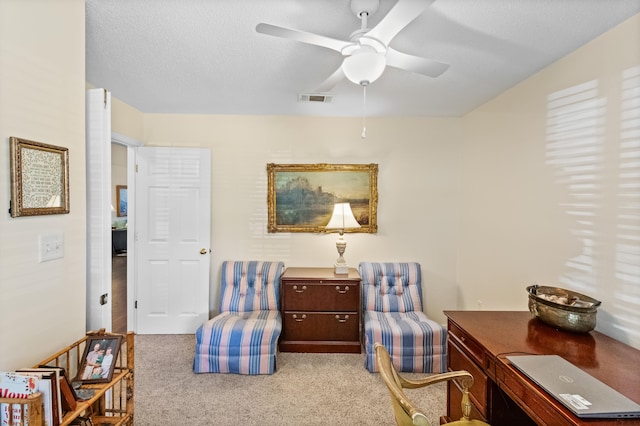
[116,185,127,217]
[9,136,70,217]
[267,163,378,233]
[76,335,122,384]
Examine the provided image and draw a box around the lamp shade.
[326,203,361,230]
[342,49,386,86]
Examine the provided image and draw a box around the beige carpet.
[134,334,446,425]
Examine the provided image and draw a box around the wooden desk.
[444,311,640,426]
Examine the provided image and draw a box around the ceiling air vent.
[298,93,333,103]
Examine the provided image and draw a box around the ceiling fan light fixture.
[342,50,386,86]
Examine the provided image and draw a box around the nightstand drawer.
[280,267,361,353]
[283,312,359,341]
[283,282,359,311]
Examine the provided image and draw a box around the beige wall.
[0,0,86,370]
[139,115,463,321]
[112,96,144,142]
[109,14,639,348]
[458,14,640,348]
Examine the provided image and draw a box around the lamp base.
[334,263,349,275]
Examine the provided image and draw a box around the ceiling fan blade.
[386,47,449,78]
[256,23,352,53]
[313,66,346,92]
[366,0,434,45]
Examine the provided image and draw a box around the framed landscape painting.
[267,163,378,233]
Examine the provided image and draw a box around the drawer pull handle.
[335,314,349,323]
[292,285,307,293]
[460,336,466,342]
[335,285,349,294]
[292,314,306,322]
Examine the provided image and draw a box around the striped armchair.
[193,260,284,375]
[359,262,446,373]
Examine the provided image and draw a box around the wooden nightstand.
[280,267,361,353]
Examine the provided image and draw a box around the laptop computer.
[506,354,640,419]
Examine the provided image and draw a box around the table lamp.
[325,202,361,274]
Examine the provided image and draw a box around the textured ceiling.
[85,0,640,117]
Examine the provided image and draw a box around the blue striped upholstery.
[359,262,446,373]
[193,261,284,375]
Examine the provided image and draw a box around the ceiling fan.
[255,0,449,91]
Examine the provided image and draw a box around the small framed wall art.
[116,185,127,217]
[267,163,378,233]
[9,136,70,217]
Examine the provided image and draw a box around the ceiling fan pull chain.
[361,84,367,139]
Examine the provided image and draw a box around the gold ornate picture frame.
[267,163,378,233]
[9,137,70,217]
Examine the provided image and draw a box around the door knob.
[200,248,208,255]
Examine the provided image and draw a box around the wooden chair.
[375,343,489,426]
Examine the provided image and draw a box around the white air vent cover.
[298,93,333,103]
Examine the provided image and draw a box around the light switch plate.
[39,233,64,262]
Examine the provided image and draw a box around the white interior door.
[86,88,112,331]
[135,147,211,334]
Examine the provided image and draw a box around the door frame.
[110,131,142,332]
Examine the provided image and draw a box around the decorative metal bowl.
[527,285,601,333]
